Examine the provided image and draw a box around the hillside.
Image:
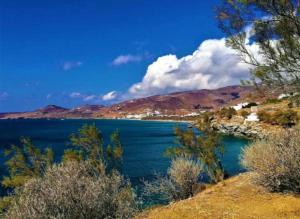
[0,104,104,119]
[97,86,259,118]
[0,85,274,119]
[138,173,300,219]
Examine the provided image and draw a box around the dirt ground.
[137,173,300,219]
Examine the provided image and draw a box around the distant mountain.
[0,85,271,119]
[0,104,104,119]
[38,105,68,113]
[96,85,259,118]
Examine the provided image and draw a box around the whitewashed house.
[232,102,249,111]
[278,93,290,100]
[245,112,259,122]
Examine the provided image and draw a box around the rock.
[211,118,266,139]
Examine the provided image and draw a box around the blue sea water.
[0,119,249,186]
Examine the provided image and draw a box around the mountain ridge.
[0,85,270,119]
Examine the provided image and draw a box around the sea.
[0,119,249,187]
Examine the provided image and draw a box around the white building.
[278,92,300,100]
[126,114,145,119]
[278,93,290,100]
[245,112,259,122]
[185,112,200,116]
[232,102,249,111]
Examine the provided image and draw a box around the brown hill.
[97,85,260,118]
[0,104,104,119]
[0,85,272,119]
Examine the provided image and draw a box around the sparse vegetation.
[166,119,224,184]
[242,102,258,108]
[239,110,250,118]
[257,109,299,127]
[217,107,237,119]
[241,125,300,193]
[2,138,54,190]
[143,157,203,203]
[263,98,282,105]
[4,161,137,219]
[0,125,138,218]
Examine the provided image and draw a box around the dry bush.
[257,109,299,127]
[241,126,300,193]
[143,157,203,203]
[4,161,137,219]
[239,110,250,118]
[218,107,237,119]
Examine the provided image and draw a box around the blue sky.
[0,0,252,112]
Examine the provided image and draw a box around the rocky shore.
[210,116,281,139]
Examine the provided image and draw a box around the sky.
[0,0,253,112]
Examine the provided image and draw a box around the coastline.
[0,117,191,124]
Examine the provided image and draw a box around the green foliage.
[218,107,237,119]
[273,109,299,127]
[263,98,282,105]
[289,94,300,107]
[68,124,123,172]
[243,102,258,108]
[70,124,104,163]
[217,0,300,93]
[2,138,54,189]
[1,124,126,215]
[62,149,84,163]
[257,110,272,123]
[166,120,224,184]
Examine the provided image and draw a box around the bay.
[0,119,249,186]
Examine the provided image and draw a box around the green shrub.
[4,161,137,219]
[218,107,237,119]
[143,157,203,203]
[242,102,258,108]
[166,127,224,184]
[241,126,300,193]
[257,109,299,127]
[273,110,299,127]
[263,98,282,104]
[257,110,272,123]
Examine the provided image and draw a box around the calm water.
[0,119,249,186]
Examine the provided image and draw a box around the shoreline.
[0,117,191,124]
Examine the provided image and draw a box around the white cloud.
[128,37,259,98]
[83,95,97,101]
[62,61,82,71]
[69,92,100,102]
[70,92,83,98]
[112,55,142,66]
[102,91,117,101]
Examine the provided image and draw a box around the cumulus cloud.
[128,37,259,98]
[112,55,143,66]
[62,61,82,71]
[102,91,117,101]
